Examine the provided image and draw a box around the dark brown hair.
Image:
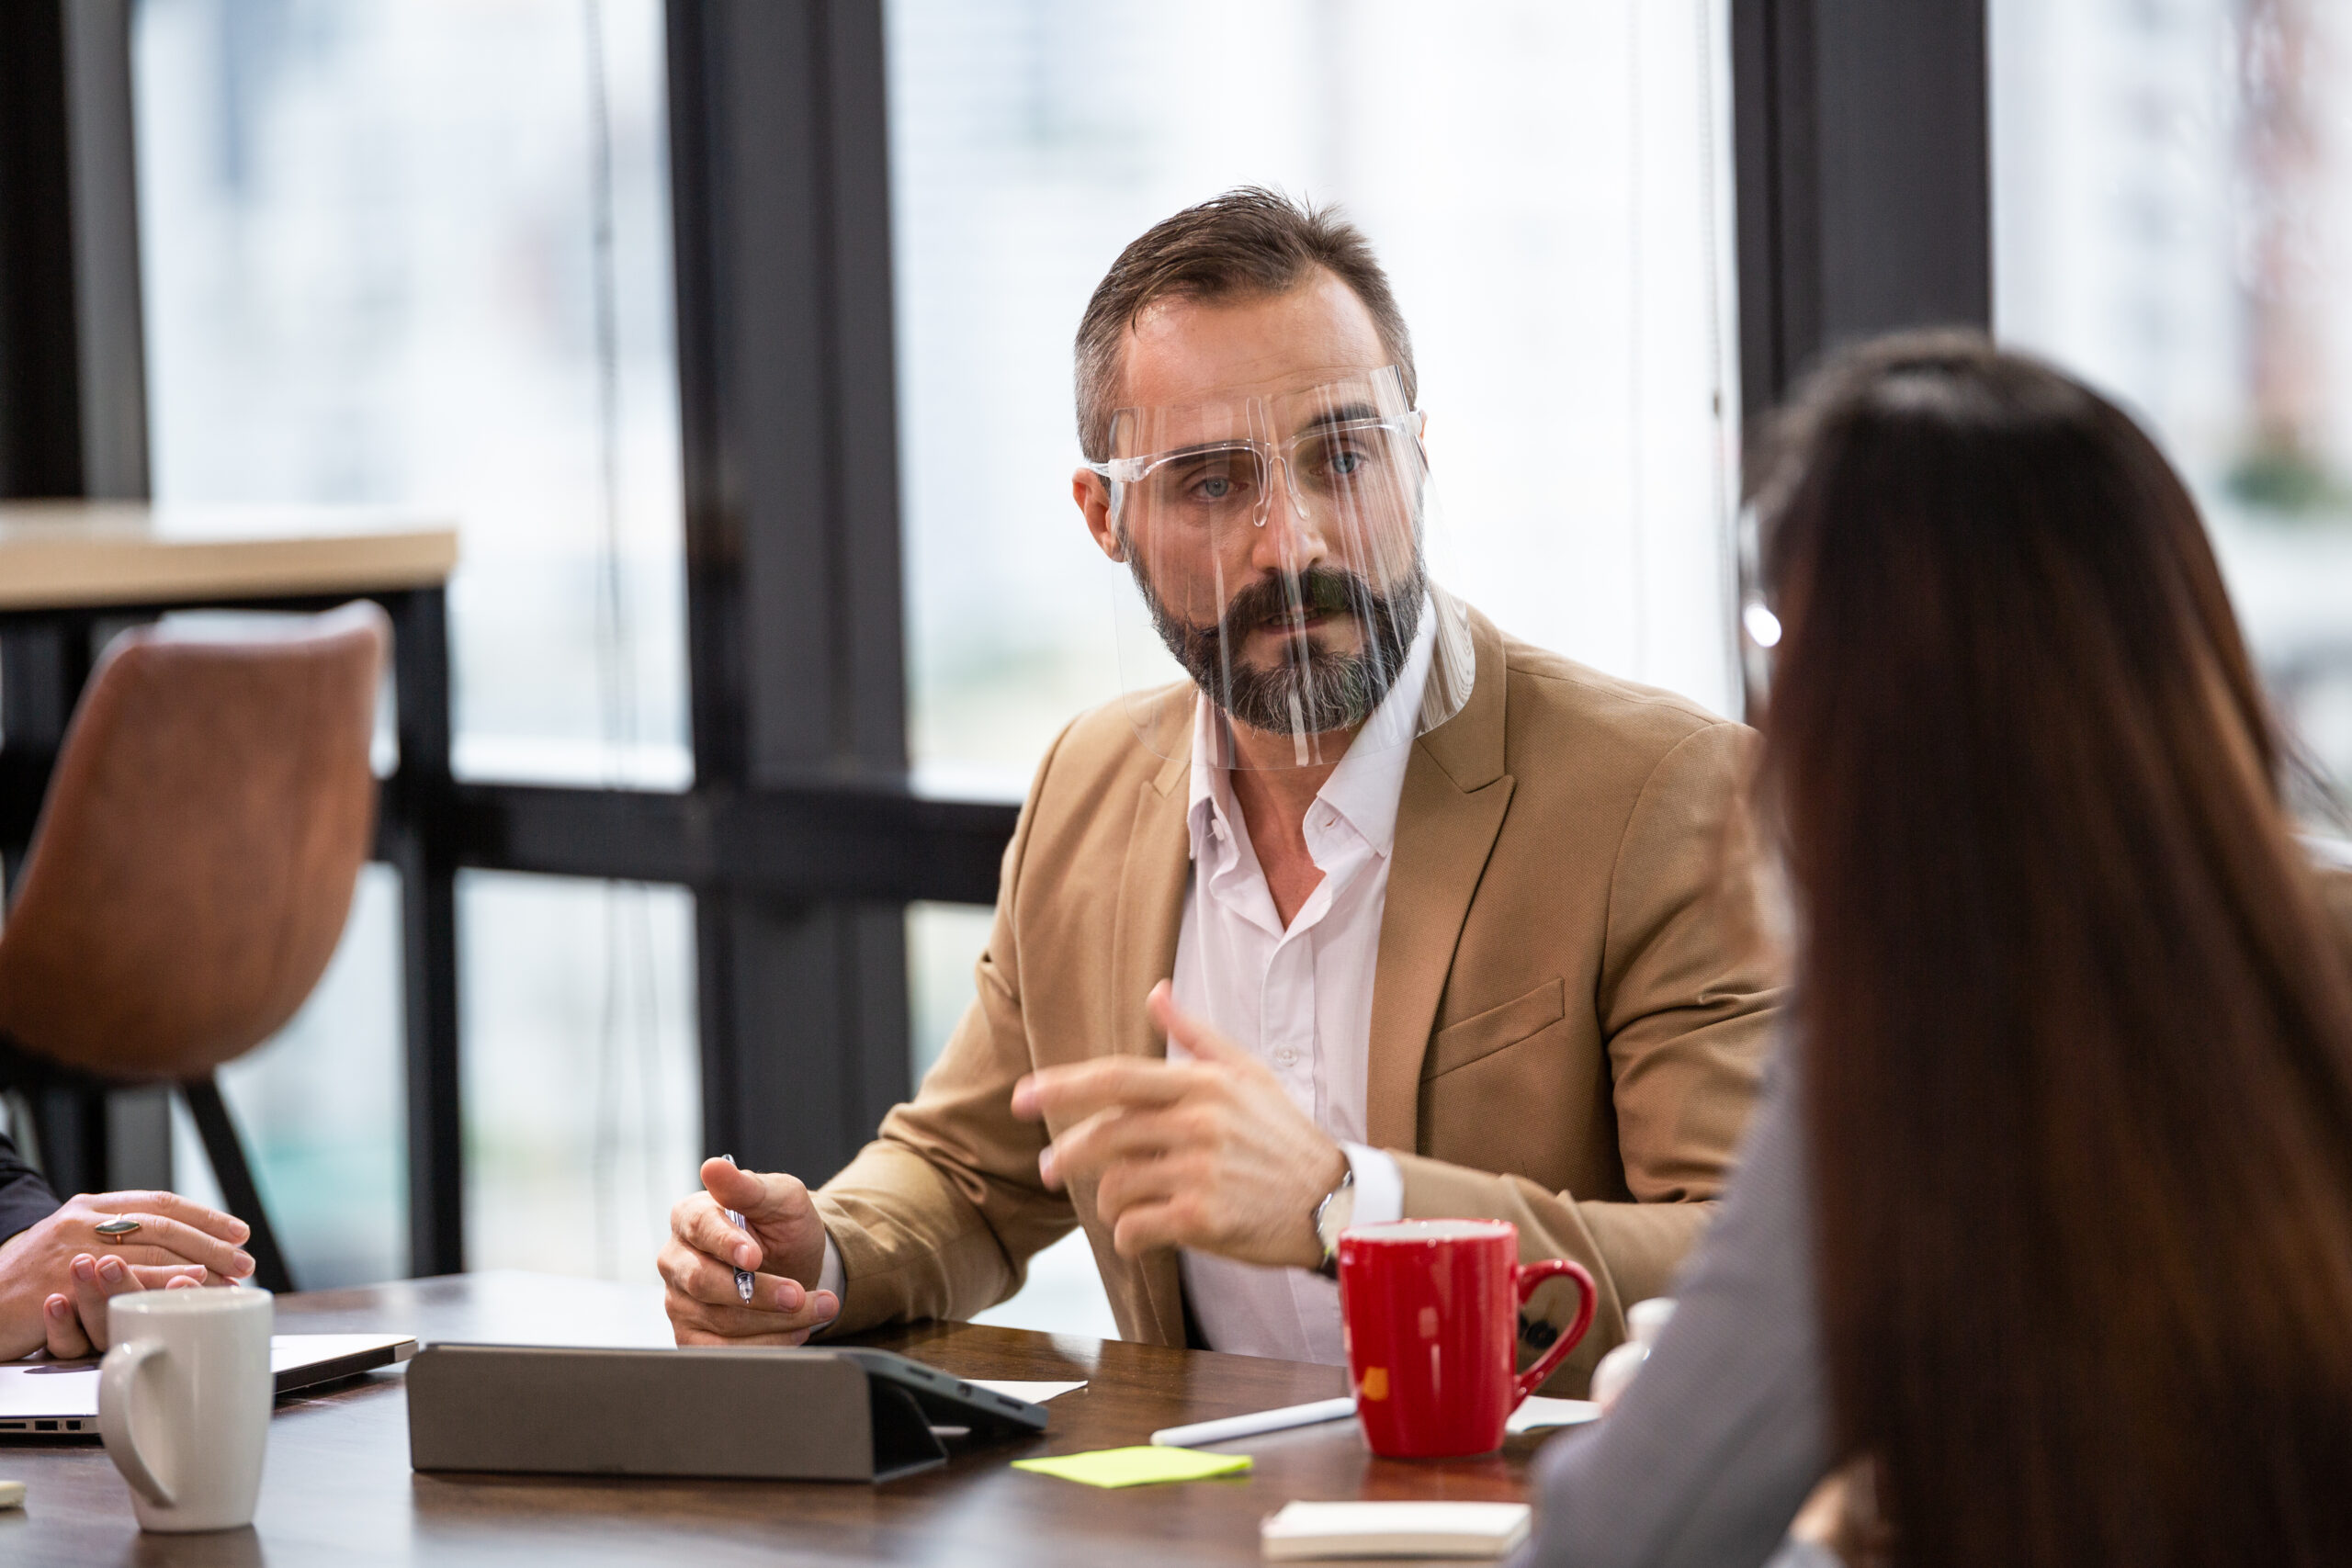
[1757,331,2352,1567]
[1073,186,1415,461]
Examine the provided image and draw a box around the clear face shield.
[1089,365,1476,770]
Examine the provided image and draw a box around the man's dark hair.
[1074,186,1416,461]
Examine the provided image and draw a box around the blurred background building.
[1994,0,2352,796]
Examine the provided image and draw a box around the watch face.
[1317,1184,1359,1252]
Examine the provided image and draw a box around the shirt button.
[1272,1044,1300,1067]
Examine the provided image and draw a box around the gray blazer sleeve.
[1516,1042,1830,1568]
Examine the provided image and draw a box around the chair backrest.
[0,602,389,1080]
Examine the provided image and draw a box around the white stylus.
[1149,1395,1358,1448]
[720,1153,754,1304]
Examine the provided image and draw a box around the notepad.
[971,1379,1087,1403]
[1506,1395,1600,1432]
[1013,1445,1252,1488]
[1260,1500,1532,1560]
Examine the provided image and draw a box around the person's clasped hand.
[660,1158,842,1346]
[0,1190,256,1361]
[1013,981,1348,1269]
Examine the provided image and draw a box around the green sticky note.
[1012,1446,1252,1488]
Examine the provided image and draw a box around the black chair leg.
[181,1077,297,1295]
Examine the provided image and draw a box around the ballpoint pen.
[720,1154,755,1304]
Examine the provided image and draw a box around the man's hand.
[40,1257,207,1359]
[660,1158,841,1347]
[1012,981,1347,1268]
[0,1191,255,1361]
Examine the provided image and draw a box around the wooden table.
[0,1273,1555,1565]
[0,502,463,1285]
[0,503,455,611]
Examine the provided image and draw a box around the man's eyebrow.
[1152,438,1255,464]
[1128,405,1383,460]
[1292,402,1382,436]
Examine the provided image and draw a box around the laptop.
[0,1333,416,1438]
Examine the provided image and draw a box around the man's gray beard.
[1129,558,1426,738]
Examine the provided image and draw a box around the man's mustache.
[1130,548,1427,738]
[1192,569,1367,647]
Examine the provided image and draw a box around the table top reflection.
[0,1270,1552,1566]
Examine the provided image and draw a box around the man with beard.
[657,189,1781,1390]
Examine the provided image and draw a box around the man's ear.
[1072,468,1125,562]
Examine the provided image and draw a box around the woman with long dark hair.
[1522,333,2352,1568]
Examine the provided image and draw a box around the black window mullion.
[1732,0,1992,421]
[665,0,927,1179]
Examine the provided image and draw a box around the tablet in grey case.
[405,1344,1047,1483]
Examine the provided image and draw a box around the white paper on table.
[1507,1395,1601,1433]
[971,1378,1087,1403]
[1262,1500,1532,1561]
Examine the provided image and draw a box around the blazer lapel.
[1107,717,1192,1344]
[1365,610,1515,1153]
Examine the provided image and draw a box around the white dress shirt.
[815,615,1431,1359]
[1171,614,1432,1365]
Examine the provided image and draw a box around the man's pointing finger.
[1013,1057,1201,1123]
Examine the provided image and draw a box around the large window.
[890,0,1742,1331]
[122,0,1747,1302]
[1992,0,2352,802]
[132,0,696,1284]
[890,0,1741,792]
[135,0,688,788]
[458,874,697,1280]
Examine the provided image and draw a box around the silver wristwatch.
[1312,1168,1357,1280]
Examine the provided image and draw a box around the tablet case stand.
[407,1344,950,1483]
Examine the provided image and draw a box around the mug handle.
[98,1337,176,1506]
[1511,1258,1599,1405]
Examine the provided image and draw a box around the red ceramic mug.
[1337,1219,1598,1459]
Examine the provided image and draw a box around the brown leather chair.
[0,602,390,1293]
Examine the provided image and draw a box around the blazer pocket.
[1422,978,1566,1080]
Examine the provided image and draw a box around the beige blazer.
[813,607,1784,1391]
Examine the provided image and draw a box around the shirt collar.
[1184,601,1437,866]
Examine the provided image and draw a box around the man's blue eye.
[1329,448,1364,477]
[1198,475,1232,500]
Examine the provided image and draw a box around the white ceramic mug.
[1590,1295,1678,1413]
[99,1287,274,1532]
